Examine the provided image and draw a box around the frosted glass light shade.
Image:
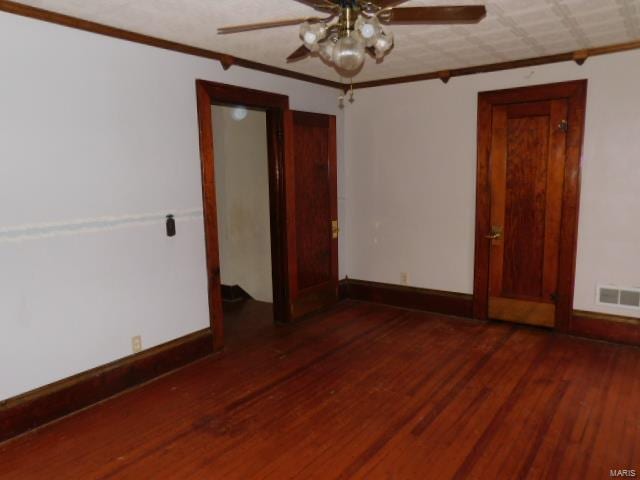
[355,15,382,47]
[332,33,365,71]
[319,40,335,62]
[299,22,327,52]
[374,30,394,59]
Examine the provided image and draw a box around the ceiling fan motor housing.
[338,2,361,33]
[338,0,359,8]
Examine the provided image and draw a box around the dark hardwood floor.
[1,300,638,479]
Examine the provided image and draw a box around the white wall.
[344,49,640,318]
[0,12,344,400]
[4,8,638,402]
[213,106,273,303]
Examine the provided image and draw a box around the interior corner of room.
[1,0,640,475]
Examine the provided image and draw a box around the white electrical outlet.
[400,272,409,286]
[132,335,142,353]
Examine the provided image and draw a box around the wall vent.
[596,284,640,309]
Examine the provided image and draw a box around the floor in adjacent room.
[1,300,639,479]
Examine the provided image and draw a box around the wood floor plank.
[359,328,554,479]
[1,300,639,479]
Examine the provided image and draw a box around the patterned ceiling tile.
[9,0,640,83]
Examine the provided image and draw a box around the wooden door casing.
[474,80,587,331]
[284,111,339,320]
[196,80,290,348]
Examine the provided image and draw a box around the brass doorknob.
[485,226,502,240]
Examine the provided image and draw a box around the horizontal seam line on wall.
[0,209,203,243]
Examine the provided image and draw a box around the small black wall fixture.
[166,214,176,237]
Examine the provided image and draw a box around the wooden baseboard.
[221,284,253,303]
[340,279,640,348]
[340,278,473,318]
[571,310,640,347]
[0,328,213,443]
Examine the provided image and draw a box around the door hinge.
[558,120,568,132]
[331,220,339,239]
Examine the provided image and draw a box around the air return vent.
[596,284,640,309]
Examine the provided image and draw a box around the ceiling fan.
[218,1,487,75]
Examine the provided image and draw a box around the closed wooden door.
[486,99,568,327]
[284,110,338,320]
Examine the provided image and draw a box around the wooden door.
[474,81,587,329]
[487,100,567,327]
[284,110,339,320]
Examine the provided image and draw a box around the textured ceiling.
[12,0,640,82]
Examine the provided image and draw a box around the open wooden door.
[284,110,339,320]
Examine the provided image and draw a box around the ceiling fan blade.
[218,17,313,34]
[371,0,411,8]
[292,0,339,12]
[287,45,311,62]
[384,6,487,24]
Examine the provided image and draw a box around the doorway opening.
[196,81,340,351]
[196,81,289,350]
[211,104,274,343]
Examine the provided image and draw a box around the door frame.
[195,80,290,350]
[472,80,587,331]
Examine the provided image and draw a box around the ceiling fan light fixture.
[299,21,327,52]
[332,31,366,72]
[219,3,487,78]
